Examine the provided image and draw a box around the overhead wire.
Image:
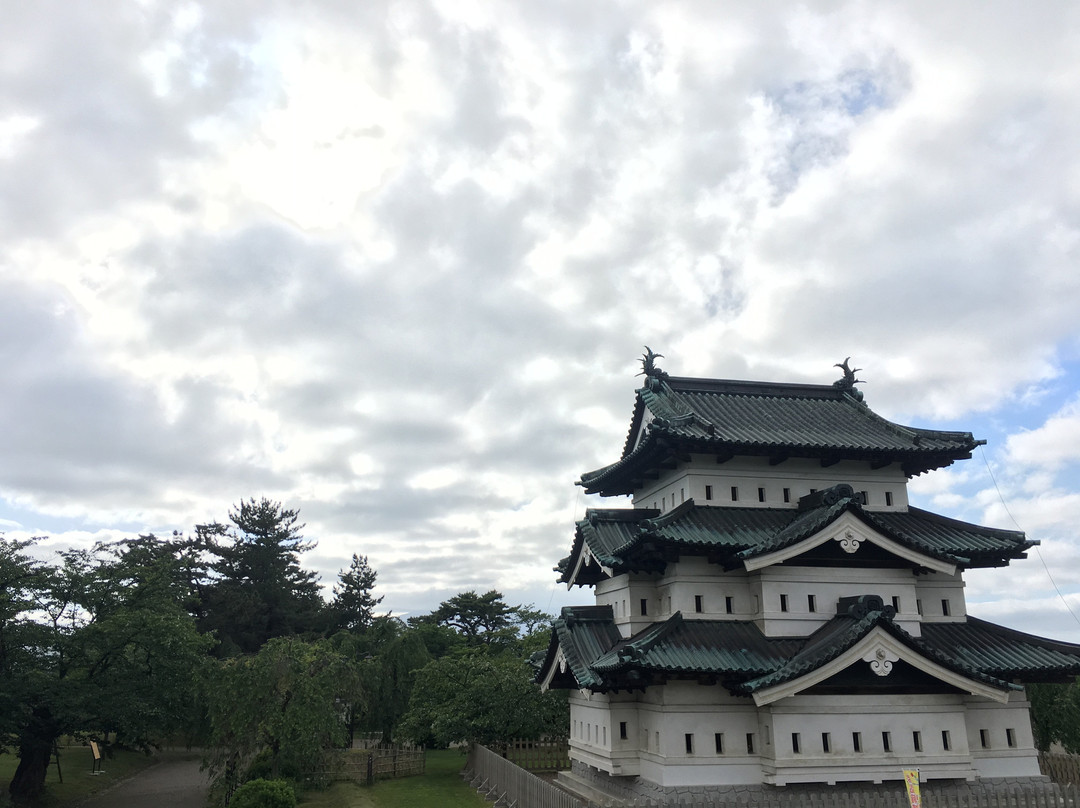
[979,445,1080,631]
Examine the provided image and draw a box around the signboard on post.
[90,741,104,775]
[903,769,921,808]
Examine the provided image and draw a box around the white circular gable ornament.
[862,645,900,676]
[837,529,862,554]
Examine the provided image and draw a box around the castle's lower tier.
[568,686,1039,787]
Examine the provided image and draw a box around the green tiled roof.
[736,611,1014,695]
[589,613,800,676]
[558,488,1033,584]
[536,606,624,690]
[923,617,1080,682]
[579,377,984,496]
[537,608,1080,695]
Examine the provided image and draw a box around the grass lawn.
[299,749,487,808]
[0,745,163,807]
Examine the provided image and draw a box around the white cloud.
[1005,397,1080,472]
[3,1,1080,621]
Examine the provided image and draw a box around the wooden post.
[90,741,104,775]
[52,743,62,783]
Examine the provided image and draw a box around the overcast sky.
[3,1,1080,639]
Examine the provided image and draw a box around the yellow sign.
[903,769,921,808]
[90,741,101,761]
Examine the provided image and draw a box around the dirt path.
[80,751,209,808]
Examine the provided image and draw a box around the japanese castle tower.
[538,354,1080,797]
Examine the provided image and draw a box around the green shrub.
[229,778,296,808]
[244,749,302,782]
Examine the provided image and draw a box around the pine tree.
[331,554,383,633]
[196,498,325,655]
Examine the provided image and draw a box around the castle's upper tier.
[578,363,984,497]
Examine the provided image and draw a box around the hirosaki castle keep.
[537,354,1080,797]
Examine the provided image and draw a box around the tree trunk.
[8,708,59,805]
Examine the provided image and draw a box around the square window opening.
[685,733,694,754]
[913,731,922,752]
[731,486,739,502]
[780,594,789,613]
[783,487,791,503]
[853,732,862,753]
[725,596,734,614]
[758,487,766,502]
[705,485,713,501]
[694,594,703,613]
[882,731,892,752]
[640,598,648,616]
[808,594,817,613]
[746,733,755,754]
[941,599,951,617]
[1007,728,1017,748]
[979,729,989,749]
[942,730,951,751]
[892,596,901,612]
[821,732,831,753]
[885,491,894,506]
[714,733,724,754]
[792,733,801,754]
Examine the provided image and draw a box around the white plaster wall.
[568,682,1043,786]
[763,694,978,784]
[656,561,754,621]
[964,693,1042,778]
[752,566,923,637]
[914,572,967,622]
[569,692,623,774]
[632,456,910,514]
[638,681,765,786]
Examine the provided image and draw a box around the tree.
[202,637,357,798]
[195,498,326,655]
[330,554,382,633]
[0,537,45,789]
[398,649,568,748]
[348,618,431,742]
[2,536,211,804]
[1028,679,1080,752]
[426,590,549,652]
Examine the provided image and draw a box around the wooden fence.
[1041,752,1080,786]
[467,744,1080,808]
[496,738,572,772]
[328,743,425,785]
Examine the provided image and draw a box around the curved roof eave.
[740,614,1016,706]
[739,502,963,574]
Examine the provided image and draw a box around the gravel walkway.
[80,751,209,808]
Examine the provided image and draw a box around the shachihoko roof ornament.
[833,356,865,402]
[637,345,669,391]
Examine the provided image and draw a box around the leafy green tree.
[330,553,383,633]
[1028,679,1080,752]
[0,537,45,780]
[195,499,326,655]
[2,536,211,804]
[422,590,551,653]
[203,637,357,797]
[398,649,568,747]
